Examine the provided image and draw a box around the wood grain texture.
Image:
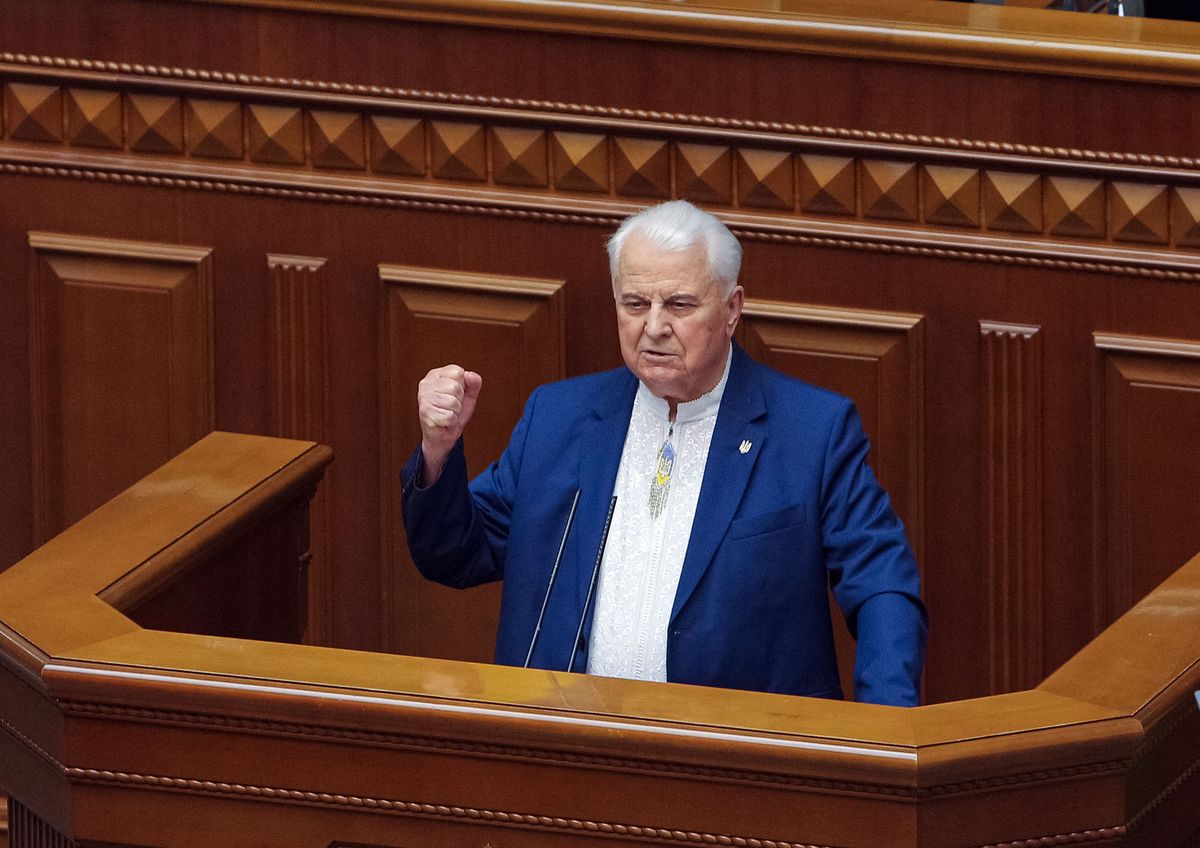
[3,0,1200,707]
[0,434,1197,846]
[54,0,1200,88]
[27,232,214,544]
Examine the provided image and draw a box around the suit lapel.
[670,346,767,622]
[574,372,637,609]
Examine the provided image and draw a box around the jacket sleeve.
[400,387,539,589]
[819,400,928,707]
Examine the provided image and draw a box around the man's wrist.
[419,443,450,487]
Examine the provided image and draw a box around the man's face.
[614,232,744,409]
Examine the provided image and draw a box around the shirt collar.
[635,344,733,424]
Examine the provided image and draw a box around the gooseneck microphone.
[523,489,581,668]
[567,495,618,674]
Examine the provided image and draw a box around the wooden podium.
[1,433,1199,847]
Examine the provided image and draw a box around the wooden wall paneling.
[379,265,566,660]
[3,0,1200,710]
[3,59,1200,288]
[738,300,924,699]
[27,233,214,544]
[1092,332,1200,627]
[267,254,332,645]
[980,321,1044,694]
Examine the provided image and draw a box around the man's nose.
[645,303,672,337]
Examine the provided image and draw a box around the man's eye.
[668,300,698,313]
[623,300,649,312]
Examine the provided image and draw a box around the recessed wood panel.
[28,233,214,543]
[1093,333,1200,625]
[380,265,566,661]
[981,321,1044,694]
[268,254,331,646]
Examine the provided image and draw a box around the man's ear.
[726,285,745,336]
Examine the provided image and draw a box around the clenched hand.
[417,364,482,485]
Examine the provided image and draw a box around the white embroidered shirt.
[586,347,732,682]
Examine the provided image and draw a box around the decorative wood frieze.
[980,322,1043,695]
[268,255,332,645]
[58,768,841,848]
[5,56,1200,277]
[53,698,1138,801]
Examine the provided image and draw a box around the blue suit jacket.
[403,345,926,705]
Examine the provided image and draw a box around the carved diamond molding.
[491,126,547,187]
[6,64,1200,269]
[737,148,793,209]
[924,165,980,228]
[1110,182,1168,244]
[128,94,184,154]
[369,116,425,176]
[187,99,243,159]
[6,83,63,143]
[310,110,365,171]
[798,154,855,216]
[983,172,1042,234]
[676,142,731,205]
[862,160,918,222]
[1046,176,1105,239]
[66,88,123,149]
[248,104,305,165]
[552,131,608,193]
[613,136,670,199]
[1173,188,1200,248]
[431,121,486,182]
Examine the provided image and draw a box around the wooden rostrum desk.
[0,433,1198,847]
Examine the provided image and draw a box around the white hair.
[606,200,742,296]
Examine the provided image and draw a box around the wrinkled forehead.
[613,233,716,296]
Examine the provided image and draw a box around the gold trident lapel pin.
[739,439,752,454]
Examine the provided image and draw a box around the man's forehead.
[615,235,713,292]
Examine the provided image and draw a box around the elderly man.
[402,200,926,706]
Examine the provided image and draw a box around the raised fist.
[417,364,482,485]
